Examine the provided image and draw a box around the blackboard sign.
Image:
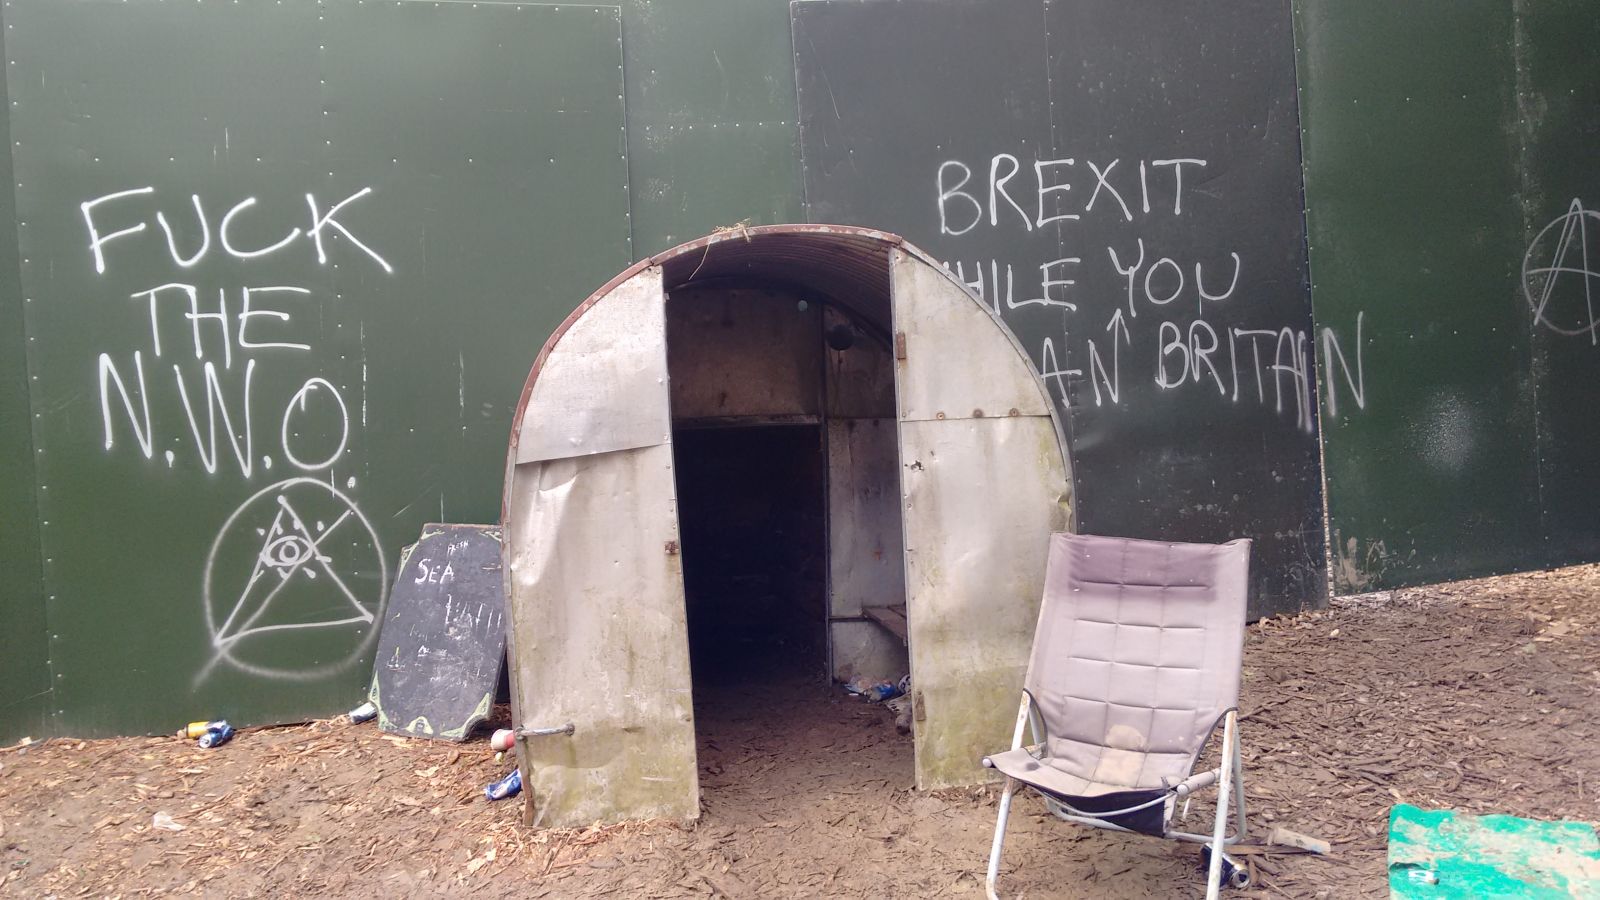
[369,524,506,741]
[793,0,1325,615]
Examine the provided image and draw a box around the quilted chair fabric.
[986,533,1250,832]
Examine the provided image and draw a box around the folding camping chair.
[983,533,1253,900]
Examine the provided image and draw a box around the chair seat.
[985,746,1135,796]
[986,747,1172,836]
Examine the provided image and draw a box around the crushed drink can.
[861,681,899,702]
[177,720,228,739]
[197,722,235,749]
[484,768,522,801]
[348,701,378,724]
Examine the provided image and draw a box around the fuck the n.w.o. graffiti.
[79,185,393,683]
[86,186,386,477]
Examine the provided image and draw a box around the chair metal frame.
[983,636,1250,899]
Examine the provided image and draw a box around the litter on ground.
[1,563,1596,898]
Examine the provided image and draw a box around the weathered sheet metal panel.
[890,250,1052,422]
[619,0,802,255]
[0,12,49,742]
[516,269,670,464]
[828,619,907,685]
[506,442,697,827]
[890,247,1071,788]
[823,305,896,419]
[1296,0,1596,590]
[826,418,904,619]
[795,0,1325,617]
[666,286,822,420]
[898,415,1069,788]
[5,0,631,736]
[1520,1,1600,568]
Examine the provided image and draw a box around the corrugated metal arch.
[501,224,1077,822]
[505,224,1073,493]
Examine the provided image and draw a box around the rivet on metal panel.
[936,412,945,420]
[1008,408,1020,416]
[894,332,907,360]
[664,540,679,556]
[972,409,984,418]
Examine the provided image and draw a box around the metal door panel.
[515,269,672,465]
[504,268,696,826]
[891,250,1052,422]
[890,247,1071,788]
[898,415,1069,788]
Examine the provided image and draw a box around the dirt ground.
[3,564,1598,899]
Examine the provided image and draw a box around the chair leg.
[1204,711,1238,900]
[985,777,1018,900]
[1230,715,1248,841]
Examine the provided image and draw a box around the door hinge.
[894,331,907,360]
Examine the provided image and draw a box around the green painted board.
[620,0,802,255]
[1388,804,1600,898]
[1297,0,1600,592]
[6,0,630,737]
[0,18,51,745]
[1517,1,1600,567]
[794,0,1326,616]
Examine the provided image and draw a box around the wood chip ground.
[3,565,1597,898]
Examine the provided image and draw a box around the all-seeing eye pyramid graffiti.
[199,477,388,683]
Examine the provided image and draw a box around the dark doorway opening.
[672,423,828,685]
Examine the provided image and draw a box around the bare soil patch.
[4,565,1597,898]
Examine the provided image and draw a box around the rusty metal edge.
[503,225,899,502]
[499,220,1075,523]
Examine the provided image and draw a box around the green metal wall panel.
[3,0,1595,736]
[6,0,630,737]
[794,0,1326,617]
[621,0,802,254]
[1298,0,1528,591]
[0,18,51,744]
[1517,1,1600,565]
[1299,0,1600,592]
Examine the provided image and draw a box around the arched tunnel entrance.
[504,226,1072,827]
[664,274,906,820]
[665,274,904,692]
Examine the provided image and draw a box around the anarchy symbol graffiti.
[198,477,388,683]
[1523,198,1600,344]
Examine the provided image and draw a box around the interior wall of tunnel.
[665,281,909,687]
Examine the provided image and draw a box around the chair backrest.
[1025,533,1250,792]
